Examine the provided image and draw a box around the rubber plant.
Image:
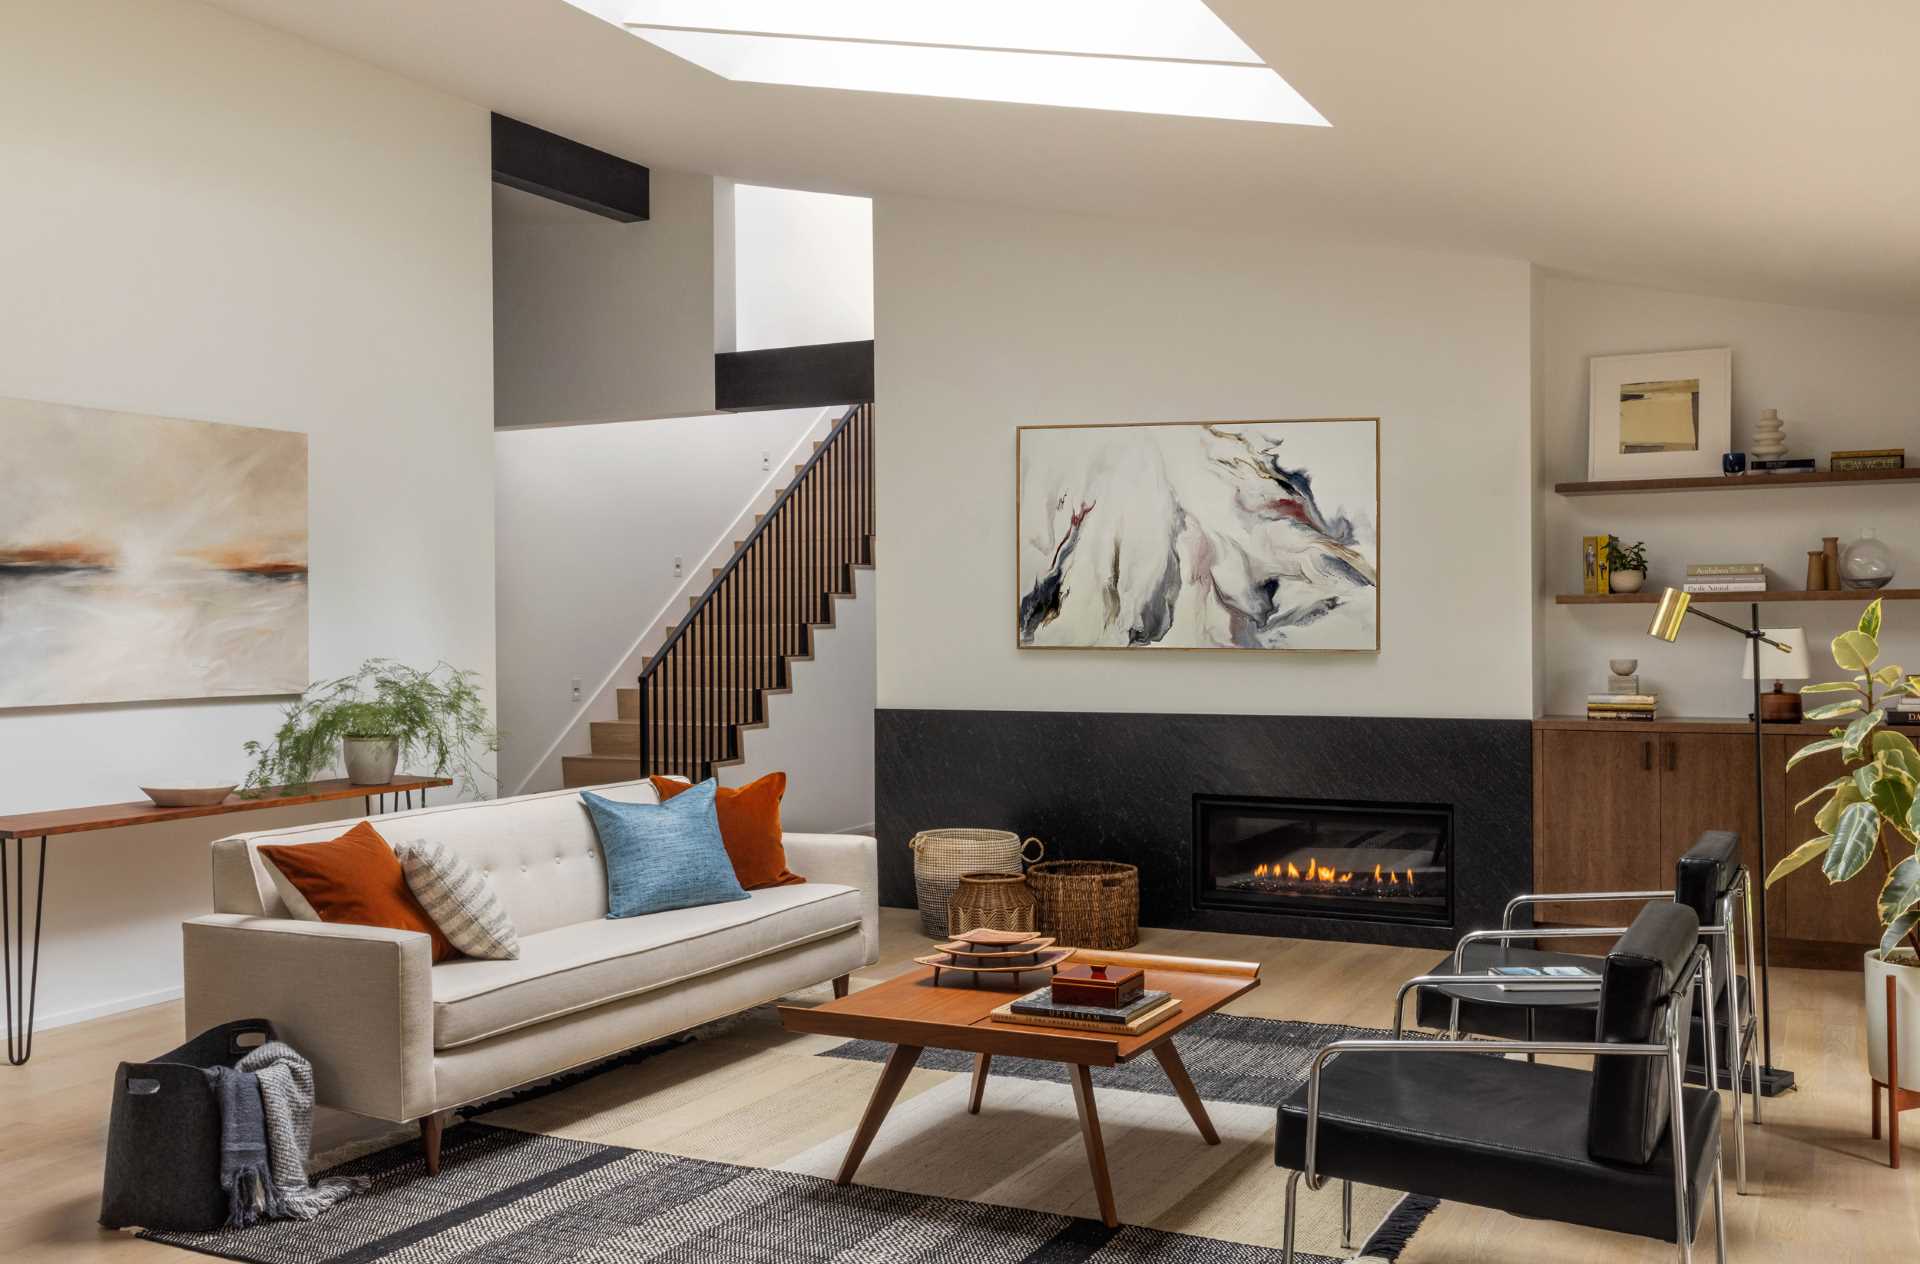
[1766,597,1920,957]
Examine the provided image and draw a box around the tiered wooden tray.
[914,928,1073,986]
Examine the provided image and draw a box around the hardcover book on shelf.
[1751,458,1817,474]
[1686,562,1765,576]
[1582,534,1611,594]
[1684,580,1769,593]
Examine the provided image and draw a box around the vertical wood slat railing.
[637,404,873,781]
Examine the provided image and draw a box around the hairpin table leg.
[2,836,48,1067]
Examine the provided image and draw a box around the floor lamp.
[1647,587,1798,1096]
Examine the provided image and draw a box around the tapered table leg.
[1070,1063,1119,1228]
[836,1044,922,1185]
[1152,1041,1219,1145]
[969,1053,992,1114]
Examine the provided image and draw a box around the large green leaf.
[1787,735,1848,771]
[1768,835,1833,886]
[1871,775,1916,843]
[1875,664,1904,685]
[1911,793,1920,841]
[1860,597,1885,641]
[1844,710,1887,761]
[1796,774,1853,812]
[1823,801,1882,883]
[1833,629,1881,672]
[1816,781,1864,834]
[1876,729,1920,764]
[1807,699,1865,721]
[1802,680,1864,695]
[1879,855,1920,925]
[1882,907,1920,957]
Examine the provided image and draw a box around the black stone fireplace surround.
[876,709,1532,950]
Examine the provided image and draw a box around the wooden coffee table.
[778,948,1261,1228]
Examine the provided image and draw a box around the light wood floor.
[4,908,1913,1262]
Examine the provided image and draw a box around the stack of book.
[1891,696,1920,728]
[1831,448,1906,473]
[1752,458,1816,475]
[1588,693,1658,721]
[992,985,1181,1034]
[1685,563,1766,593]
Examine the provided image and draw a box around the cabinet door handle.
[1642,740,1652,771]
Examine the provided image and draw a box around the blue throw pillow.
[580,781,750,918]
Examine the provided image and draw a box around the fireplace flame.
[1237,857,1423,893]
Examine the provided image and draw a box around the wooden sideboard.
[1532,716,1879,968]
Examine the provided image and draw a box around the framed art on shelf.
[1015,417,1380,653]
[1586,347,1732,481]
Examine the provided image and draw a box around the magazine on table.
[1486,964,1601,991]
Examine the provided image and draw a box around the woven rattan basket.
[1029,859,1140,949]
[909,829,1044,938]
[947,872,1039,937]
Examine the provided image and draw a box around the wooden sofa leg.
[833,974,850,999]
[421,1113,444,1176]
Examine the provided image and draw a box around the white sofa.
[183,779,878,1167]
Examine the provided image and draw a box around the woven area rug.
[142,1004,1435,1263]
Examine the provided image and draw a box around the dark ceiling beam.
[715,341,876,412]
[490,113,650,222]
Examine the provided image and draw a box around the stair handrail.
[638,403,865,684]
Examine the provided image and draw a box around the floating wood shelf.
[0,775,453,840]
[1556,588,1920,605]
[1554,467,1920,496]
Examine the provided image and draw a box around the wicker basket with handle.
[1029,859,1140,949]
[947,872,1039,937]
[909,829,1045,939]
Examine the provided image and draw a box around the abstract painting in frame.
[0,397,308,708]
[1017,418,1380,652]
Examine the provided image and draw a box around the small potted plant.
[1767,598,1920,1090]
[241,659,497,795]
[1606,538,1649,593]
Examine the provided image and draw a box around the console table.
[0,775,452,1066]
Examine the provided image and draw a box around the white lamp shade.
[1739,628,1810,681]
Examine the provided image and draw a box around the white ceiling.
[210,0,1920,313]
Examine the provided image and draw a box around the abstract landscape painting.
[0,397,308,707]
[1017,419,1378,651]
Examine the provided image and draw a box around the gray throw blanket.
[207,1040,365,1226]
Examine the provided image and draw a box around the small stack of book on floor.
[1588,693,1658,722]
[1684,562,1767,594]
[991,964,1181,1035]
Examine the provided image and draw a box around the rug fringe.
[1358,1193,1440,1260]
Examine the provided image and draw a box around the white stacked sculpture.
[1751,408,1788,459]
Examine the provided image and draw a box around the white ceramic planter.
[1610,569,1647,593]
[343,736,399,786]
[1864,949,1920,1083]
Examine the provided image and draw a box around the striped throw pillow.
[398,839,520,961]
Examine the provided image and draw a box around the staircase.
[561,404,874,788]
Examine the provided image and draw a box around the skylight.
[565,1,1327,127]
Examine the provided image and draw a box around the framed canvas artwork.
[1586,347,1732,481]
[0,397,308,708]
[1016,418,1380,652]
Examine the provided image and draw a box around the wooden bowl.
[140,785,238,808]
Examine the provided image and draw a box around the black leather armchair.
[1276,903,1728,1264]
[1412,830,1760,1192]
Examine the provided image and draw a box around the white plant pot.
[1610,569,1646,593]
[343,736,399,786]
[1864,949,1920,1084]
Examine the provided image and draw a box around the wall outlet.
[761,449,771,471]
[570,676,582,702]
[673,555,684,578]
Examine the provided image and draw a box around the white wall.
[732,185,875,351]
[0,0,496,1027]
[873,196,1535,717]
[493,171,717,428]
[494,408,826,792]
[1538,273,1920,716]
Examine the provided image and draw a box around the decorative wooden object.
[1823,537,1843,590]
[1052,964,1145,1008]
[0,776,451,1068]
[778,949,1260,1228]
[1872,974,1920,1169]
[1030,860,1141,949]
[912,947,1074,986]
[947,871,1038,937]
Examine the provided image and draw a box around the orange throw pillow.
[650,773,804,890]
[259,822,457,962]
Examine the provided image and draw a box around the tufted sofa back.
[209,780,660,938]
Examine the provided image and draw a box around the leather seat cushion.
[1414,946,1602,1042]
[430,883,863,1049]
[1276,1050,1720,1243]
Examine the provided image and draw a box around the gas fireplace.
[1192,795,1453,927]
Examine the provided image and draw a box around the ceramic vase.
[1841,528,1895,590]
[1610,569,1646,593]
[1751,409,1788,459]
[1866,950,1920,1085]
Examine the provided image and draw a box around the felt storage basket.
[100,1017,278,1232]
[909,829,1044,938]
[1029,859,1141,949]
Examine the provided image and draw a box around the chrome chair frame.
[1282,945,1726,1264]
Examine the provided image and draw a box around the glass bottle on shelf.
[1840,527,1895,590]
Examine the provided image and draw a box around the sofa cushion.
[652,772,804,890]
[582,783,749,918]
[259,823,456,962]
[429,883,865,1049]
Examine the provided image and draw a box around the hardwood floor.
[3,908,1912,1262]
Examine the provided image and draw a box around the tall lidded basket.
[908,829,1045,938]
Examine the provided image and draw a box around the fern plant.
[241,659,497,797]
[1766,598,1920,957]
